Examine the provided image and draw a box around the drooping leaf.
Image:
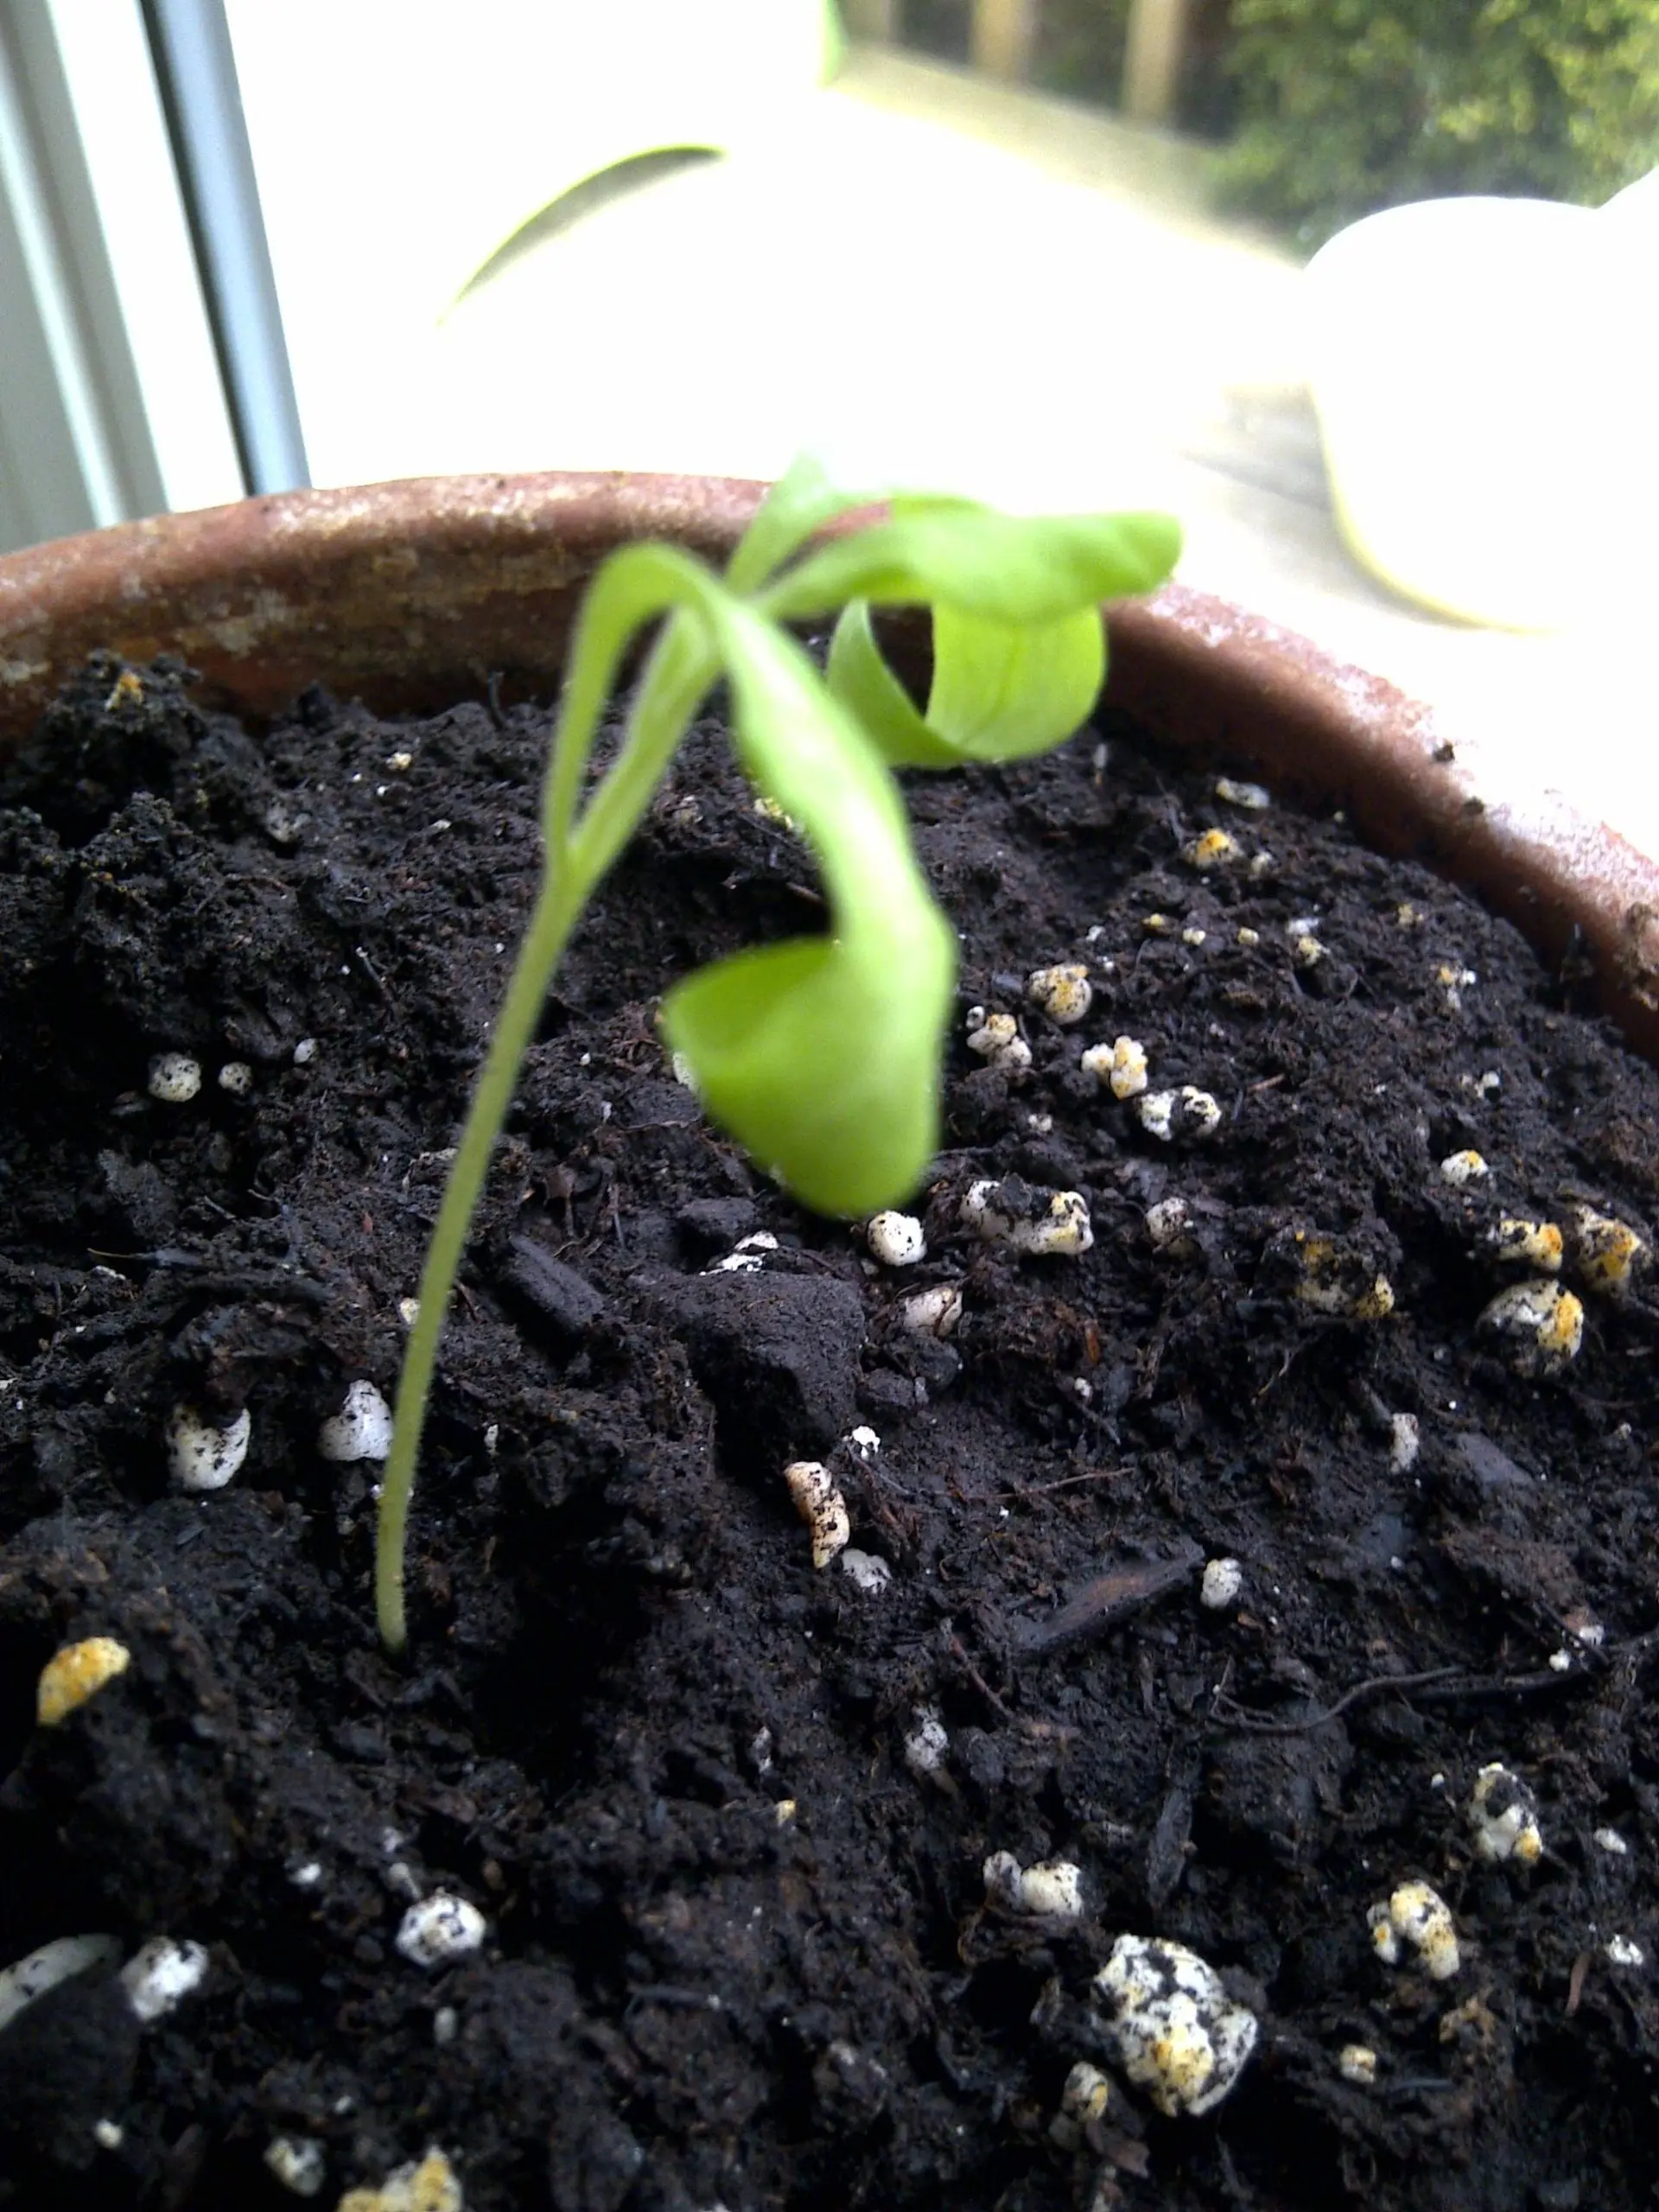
[663,927,952,1217]
[661,590,956,1215]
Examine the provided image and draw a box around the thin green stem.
[375,575,719,1654]
[376,866,578,1651]
[569,620,714,884]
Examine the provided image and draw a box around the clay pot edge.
[3,468,1656,1058]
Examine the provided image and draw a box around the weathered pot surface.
[3,470,1656,1054]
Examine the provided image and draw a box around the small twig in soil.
[1412,1666,1582,1706]
[1253,1344,1301,1401]
[1567,1950,1592,2017]
[998,1465,1129,1499]
[484,670,510,731]
[625,1984,723,2017]
[86,1248,334,1305]
[1212,1637,1659,1735]
[354,944,391,998]
[225,869,296,896]
[947,1634,1019,1725]
[1013,1541,1203,1656]
[1211,1665,1462,1734]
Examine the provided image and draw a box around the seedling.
[375,457,1179,1651]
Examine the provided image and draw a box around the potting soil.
[3,654,1658,2210]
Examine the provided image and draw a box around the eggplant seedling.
[373,460,1179,1649]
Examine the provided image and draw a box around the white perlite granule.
[146,1052,201,1103]
[394,1894,486,1969]
[318,1380,394,1463]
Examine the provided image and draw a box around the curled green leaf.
[830,596,1109,769]
[825,599,961,769]
[664,593,956,1214]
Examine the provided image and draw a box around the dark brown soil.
[3,652,1659,2212]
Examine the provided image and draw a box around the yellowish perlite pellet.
[37,1637,132,1726]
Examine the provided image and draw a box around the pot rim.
[3,468,1656,1056]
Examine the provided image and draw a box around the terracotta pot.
[3,471,1656,1056]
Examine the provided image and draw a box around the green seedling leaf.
[726,452,875,597]
[663,594,956,1214]
[926,601,1105,762]
[829,596,1109,768]
[664,931,950,1217]
[825,599,962,769]
[762,501,1181,625]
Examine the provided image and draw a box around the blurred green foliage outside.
[875,0,1659,245]
[1219,0,1659,245]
